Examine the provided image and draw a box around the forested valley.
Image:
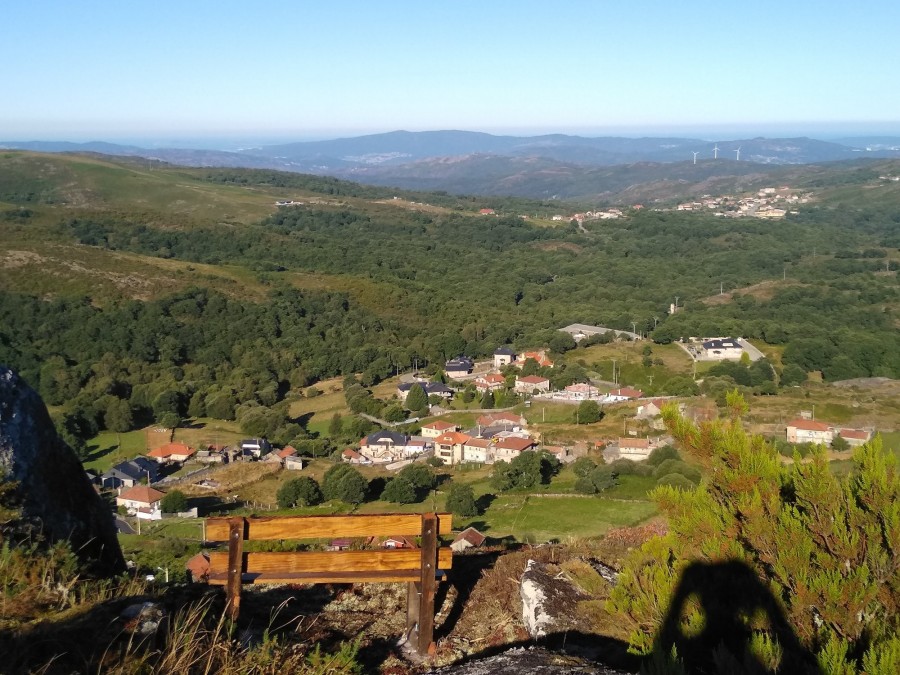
[1,154,899,449]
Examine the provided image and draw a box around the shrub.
[652,459,701,483]
[322,464,367,504]
[398,463,436,490]
[646,445,681,466]
[276,476,323,508]
[446,483,477,517]
[381,477,416,504]
[160,490,188,513]
[572,456,598,478]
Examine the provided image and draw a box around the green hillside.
[1,150,898,448]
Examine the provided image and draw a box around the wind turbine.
[713,144,719,159]
[734,147,741,161]
[692,151,699,165]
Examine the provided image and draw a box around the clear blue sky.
[4,0,900,144]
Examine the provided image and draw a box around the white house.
[493,347,517,368]
[462,437,492,464]
[564,383,600,399]
[605,387,643,403]
[700,338,744,360]
[785,419,833,445]
[116,485,165,520]
[421,421,460,439]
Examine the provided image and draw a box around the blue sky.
[4,1,900,144]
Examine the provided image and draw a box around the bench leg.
[407,581,421,638]
[417,513,438,655]
[226,517,245,622]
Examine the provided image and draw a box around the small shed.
[451,527,486,553]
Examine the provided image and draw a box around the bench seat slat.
[208,569,445,585]
[206,513,452,541]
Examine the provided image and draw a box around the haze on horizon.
[4,1,900,147]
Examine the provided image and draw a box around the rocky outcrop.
[0,366,124,574]
[427,646,628,674]
[520,559,591,639]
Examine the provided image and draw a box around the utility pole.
[612,359,617,386]
[720,281,724,295]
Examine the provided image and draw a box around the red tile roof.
[453,527,486,547]
[147,442,195,459]
[276,447,297,459]
[619,438,651,449]
[422,421,457,431]
[494,436,536,452]
[837,428,868,440]
[118,485,165,504]
[787,419,831,432]
[518,375,549,384]
[435,432,472,445]
[610,387,643,399]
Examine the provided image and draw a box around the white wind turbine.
[692,151,699,164]
[734,146,741,161]
[713,144,719,159]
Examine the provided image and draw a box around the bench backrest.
[204,513,453,585]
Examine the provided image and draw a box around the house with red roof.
[515,375,551,394]
[146,442,196,463]
[786,419,833,444]
[493,435,537,462]
[565,383,601,399]
[835,428,871,447]
[451,527,487,553]
[420,420,460,439]
[116,485,165,519]
[434,431,473,465]
[185,552,210,582]
[476,412,527,429]
[462,437,492,463]
[474,373,506,392]
[342,448,370,464]
[786,419,872,447]
[617,437,653,461]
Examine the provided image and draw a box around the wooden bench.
[205,512,452,655]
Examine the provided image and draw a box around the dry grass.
[178,462,282,498]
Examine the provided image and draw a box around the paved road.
[115,516,136,535]
[737,338,765,362]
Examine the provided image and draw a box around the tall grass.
[113,598,361,675]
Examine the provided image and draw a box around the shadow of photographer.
[651,559,822,674]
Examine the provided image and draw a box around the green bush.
[276,476,323,508]
[652,459,701,483]
[446,483,477,517]
[646,445,681,466]
[160,490,188,513]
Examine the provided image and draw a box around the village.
[97,337,875,528]
[547,185,813,223]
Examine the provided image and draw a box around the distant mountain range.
[4,130,900,200]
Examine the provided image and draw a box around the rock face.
[428,646,628,675]
[0,366,124,574]
[521,559,590,639]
